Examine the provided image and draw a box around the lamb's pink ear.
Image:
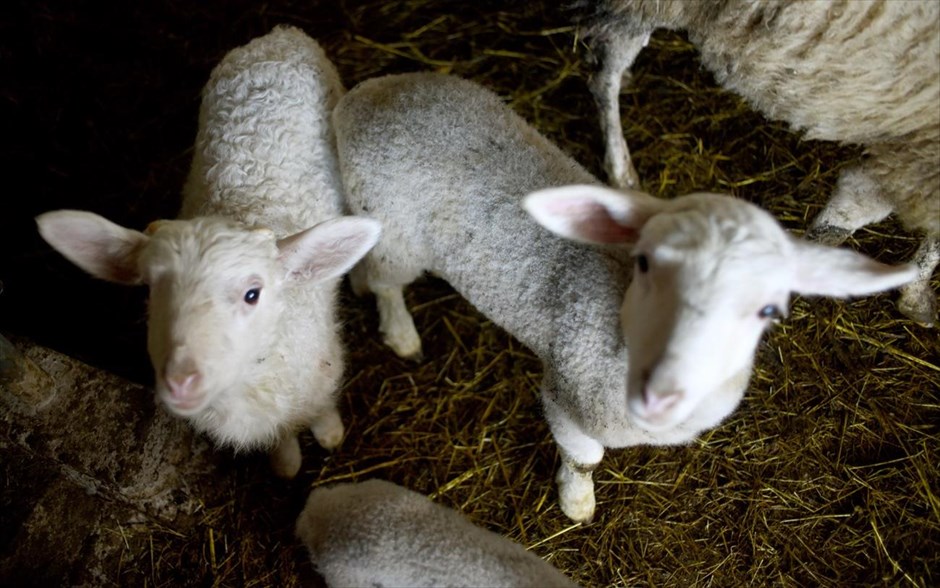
[522,184,666,245]
[277,217,382,283]
[36,210,149,285]
[790,238,917,297]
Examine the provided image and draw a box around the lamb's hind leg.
[589,27,651,189]
[374,285,423,361]
[541,385,604,523]
[898,235,939,327]
[351,261,424,361]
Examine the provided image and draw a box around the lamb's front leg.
[270,431,302,479]
[311,405,345,450]
[541,387,605,523]
[589,28,651,190]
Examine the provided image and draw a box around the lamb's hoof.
[557,468,596,524]
[898,284,937,327]
[608,161,641,191]
[384,333,424,363]
[805,223,852,247]
[559,486,595,524]
[312,415,345,451]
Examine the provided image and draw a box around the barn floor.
[1,1,938,586]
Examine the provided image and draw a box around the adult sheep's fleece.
[580,0,940,325]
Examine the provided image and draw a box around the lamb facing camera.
[335,72,916,521]
[36,26,380,478]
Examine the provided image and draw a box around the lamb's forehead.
[640,193,794,263]
[143,217,278,274]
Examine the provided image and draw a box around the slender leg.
[269,432,302,479]
[555,442,604,524]
[374,285,423,361]
[311,406,345,450]
[898,235,939,327]
[541,383,605,523]
[589,29,651,189]
[808,165,937,324]
[807,166,893,245]
[348,263,370,298]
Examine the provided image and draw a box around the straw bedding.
[1,1,937,585]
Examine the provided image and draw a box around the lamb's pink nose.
[641,387,682,418]
[166,371,201,401]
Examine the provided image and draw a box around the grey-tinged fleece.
[296,479,579,588]
[334,72,915,522]
[35,26,380,479]
[579,0,940,325]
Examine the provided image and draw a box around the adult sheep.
[36,26,380,478]
[580,0,940,325]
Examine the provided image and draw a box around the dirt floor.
[1,1,938,586]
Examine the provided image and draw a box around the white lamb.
[35,26,380,479]
[334,72,916,522]
[296,479,579,587]
[579,0,940,325]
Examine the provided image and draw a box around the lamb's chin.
[159,392,211,418]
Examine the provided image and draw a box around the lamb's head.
[523,184,917,432]
[140,217,292,417]
[36,210,380,418]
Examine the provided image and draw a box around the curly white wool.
[36,26,380,479]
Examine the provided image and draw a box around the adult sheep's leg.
[588,28,651,189]
[311,406,345,450]
[541,382,604,523]
[806,166,893,245]
[269,432,302,479]
[898,235,939,327]
[809,165,937,324]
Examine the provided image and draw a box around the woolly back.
[181,26,346,234]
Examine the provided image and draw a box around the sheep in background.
[334,72,916,522]
[296,479,579,587]
[579,0,940,325]
[35,26,380,479]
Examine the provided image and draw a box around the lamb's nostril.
[166,371,201,399]
[642,387,682,417]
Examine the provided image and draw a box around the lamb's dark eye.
[636,254,649,273]
[244,287,261,305]
[758,304,782,320]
